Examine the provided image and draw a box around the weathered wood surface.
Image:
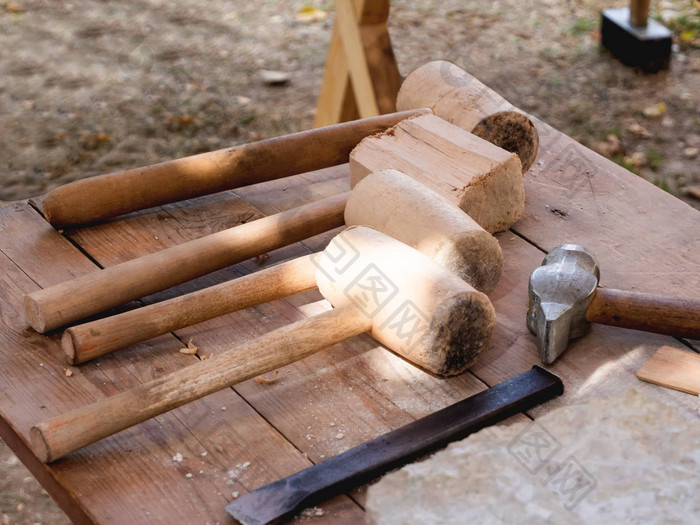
[2,106,699,523]
[637,345,700,395]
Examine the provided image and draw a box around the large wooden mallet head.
[314,226,496,375]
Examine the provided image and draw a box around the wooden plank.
[468,120,700,419]
[637,345,700,395]
[392,76,700,416]
[358,22,401,114]
[0,204,363,523]
[517,119,700,295]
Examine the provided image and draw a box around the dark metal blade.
[226,366,563,525]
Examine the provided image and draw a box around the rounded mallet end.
[61,330,78,365]
[315,226,497,377]
[434,231,503,295]
[345,170,504,292]
[23,294,48,333]
[30,425,53,463]
[472,111,539,173]
[421,291,496,376]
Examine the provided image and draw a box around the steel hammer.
[527,244,700,364]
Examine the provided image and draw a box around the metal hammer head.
[527,245,600,364]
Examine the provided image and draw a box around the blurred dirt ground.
[1,0,699,523]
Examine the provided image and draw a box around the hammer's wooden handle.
[42,110,428,228]
[62,254,318,364]
[25,193,347,333]
[32,304,371,463]
[586,288,700,339]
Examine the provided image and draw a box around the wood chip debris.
[254,253,270,265]
[301,507,324,518]
[254,370,279,384]
[64,367,74,377]
[179,339,198,355]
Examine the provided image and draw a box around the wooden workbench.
[1,99,699,524]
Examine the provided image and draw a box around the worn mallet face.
[527,244,600,365]
[313,226,496,376]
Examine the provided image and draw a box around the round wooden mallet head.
[313,226,496,376]
[345,169,503,294]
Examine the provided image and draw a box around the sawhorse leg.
[314,0,402,127]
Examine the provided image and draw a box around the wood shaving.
[179,339,198,355]
[254,253,270,265]
[254,370,279,384]
[64,368,73,377]
[301,507,324,517]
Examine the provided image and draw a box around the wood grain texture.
[333,0,379,118]
[350,113,524,233]
[62,255,319,364]
[60,166,495,520]
[0,203,364,524]
[637,345,700,395]
[34,305,373,462]
[586,288,700,339]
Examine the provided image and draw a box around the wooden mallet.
[61,169,503,364]
[31,226,496,462]
[25,113,525,334]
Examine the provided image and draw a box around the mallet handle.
[32,304,371,463]
[42,110,428,228]
[586,288,700,339]
[629,0,650,27]
[62,254,318,364]
[25,193,347,333]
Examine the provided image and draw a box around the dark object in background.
[226,366,564,525]
[601,0,672,72]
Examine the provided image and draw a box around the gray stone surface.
[366,390,700,524]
